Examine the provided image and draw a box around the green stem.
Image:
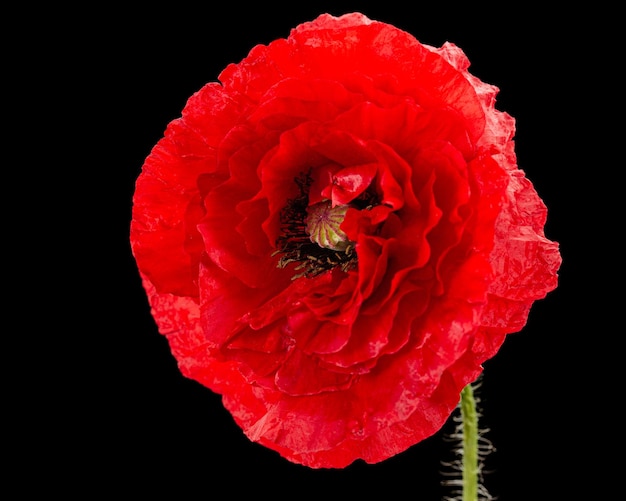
[460,383,478,501]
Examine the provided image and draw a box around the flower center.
[274,171,358,279]
[305,201,350,252]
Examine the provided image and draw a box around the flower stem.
[460,383,478,501]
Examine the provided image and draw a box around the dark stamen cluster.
[273,171,358,280]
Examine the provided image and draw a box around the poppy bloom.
[130,12,561,468]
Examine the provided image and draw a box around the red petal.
[275,349,354,396]
[325,163,378,206]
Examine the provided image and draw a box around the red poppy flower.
[130,12,561,468]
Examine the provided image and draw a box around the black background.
[27,1,618,499]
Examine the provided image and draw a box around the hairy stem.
[460,383,478,501]
[441,377,494,501]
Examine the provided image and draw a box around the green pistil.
[305,200,350,251]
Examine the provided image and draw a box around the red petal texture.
[130,12,561,468]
